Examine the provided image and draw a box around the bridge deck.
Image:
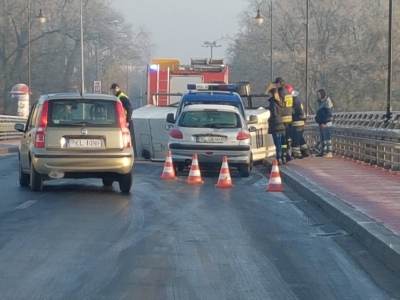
[287,156,400,235]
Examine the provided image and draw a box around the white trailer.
[132,106,275,161]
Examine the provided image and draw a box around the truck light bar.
[187,83,239,92]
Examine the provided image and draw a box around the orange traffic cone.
[267,159,283,192]
[161,150,176,180]
[187,153,204,185]
[216,156,233,188]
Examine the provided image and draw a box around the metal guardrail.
[305,111,400,171]
[0,115,26,140]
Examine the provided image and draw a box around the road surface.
[0,155,399,300]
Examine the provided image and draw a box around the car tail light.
[122,128,132,148]
[236,130,250,141]
[34,101,49,148]
[169,128,183,139]
[115,101,131,148]
[115,101,127,129]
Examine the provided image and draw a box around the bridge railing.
[0,115,26,140]
[305,111,400,171]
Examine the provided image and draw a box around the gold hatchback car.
[15,93,134,193]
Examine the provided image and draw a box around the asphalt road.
[0,154,399,300]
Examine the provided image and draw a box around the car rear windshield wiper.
[58,121,97,126]
[204,123,237,128]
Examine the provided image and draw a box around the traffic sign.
[93,81,102,93]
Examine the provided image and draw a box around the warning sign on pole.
[93,81,102,93]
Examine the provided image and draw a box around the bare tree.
[0,0,152,113]
[228,0,399,112]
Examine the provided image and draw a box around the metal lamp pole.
[386,0,393,121]
[80,0,85,95]
[28,0,31,90]
[27,1,46,96]
[255,1,273,82]
[305,0,309,116]
[269,0,273,81]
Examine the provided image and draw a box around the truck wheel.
[118,172,132,194]
[30,162,43,192]
[102,178,114,187]
[19,157,29,187]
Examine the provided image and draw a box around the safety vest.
[117,92,128,101]
[282,94,293,124]
[117,92,129,117]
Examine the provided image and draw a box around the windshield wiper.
[204,123,236,128]
[60,121,95,126]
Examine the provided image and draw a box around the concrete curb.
[267,161,400,274]
[0,145,18,155]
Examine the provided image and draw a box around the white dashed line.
[15,200,37,210]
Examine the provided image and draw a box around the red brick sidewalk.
[287,157,400,235]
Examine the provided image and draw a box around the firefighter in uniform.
[110,83,134,134]
[286,85,310,158]
[273,78,293,162]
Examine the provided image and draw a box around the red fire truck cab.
[147,58,229,106]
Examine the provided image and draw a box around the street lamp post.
[255,0,273,82]
[80,0,85,95]
[386,0,393,121]
[27,0,46,94]
[305,0,309,116]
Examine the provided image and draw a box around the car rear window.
[48,100,117,127]
[182,101,244,116]
[179,110,241,128]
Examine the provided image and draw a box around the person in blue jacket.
[315,89,333,158]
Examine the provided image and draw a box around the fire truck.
[147,58,229,106]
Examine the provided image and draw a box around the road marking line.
[15,200,37,210]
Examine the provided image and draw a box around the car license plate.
[196,136,226,143]
[68,139,102,148]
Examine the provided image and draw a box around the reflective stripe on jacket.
[282,94,293,124]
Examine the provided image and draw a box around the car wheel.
[102,178,114,187]
[30,162,43,192]
[174,163,184,175]
[239,164,251,177]
[118,172,132,194]
[239,155,253,178]
[19,157,30,187]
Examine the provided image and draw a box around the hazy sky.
[113,0,248,64]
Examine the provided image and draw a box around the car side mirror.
[14,123,26,132]
[248,126,257,132]
[166,113,175,124]
[248,115,258,124]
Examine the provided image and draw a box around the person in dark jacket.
[315,89,333,158]
[290,88,310,158]
[110,83,134,134]
[267,83,287,164]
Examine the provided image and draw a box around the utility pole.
[202,41,221,61]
